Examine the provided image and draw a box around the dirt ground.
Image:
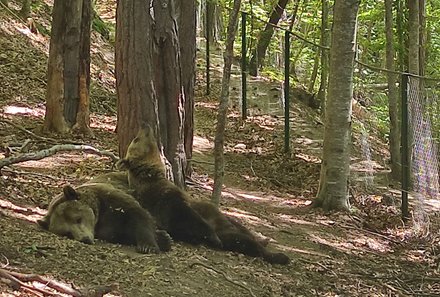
[1,2,440,296]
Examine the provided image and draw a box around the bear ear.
[115,159,129,170]
[63,185,79,201]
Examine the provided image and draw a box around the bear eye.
[76,217,82,224]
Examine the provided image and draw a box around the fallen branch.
[0,268,118,297]
[189,262,256,297]
[0,144,119,169]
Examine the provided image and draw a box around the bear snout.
[79,237,94,244]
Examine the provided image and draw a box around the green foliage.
[367,92,390,139]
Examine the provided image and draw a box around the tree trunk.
[44,0,91,134]
[177,0,196,176]
[314,0,360,212]
[212,0,241,205]
[115,0,159,157]
[116,0,189,188]
[153,0,186,188]
[418,0,426,77]
[248,0,289,76]
[20,0,31,19]
[396,0,406,72]
[308,50,320,93]
[317,0,329,115]
[407,0,419,75]
[385,0,401,182]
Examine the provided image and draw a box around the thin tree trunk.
[248,0,289,76]
[317,0,329,115]
[20,0,31,19]
[408,0,419,75]
[212,0,241,205]
[308,49,320,93]
[314,0,360,212]
[385,0,401,181]
[419,0,426,77]
[396,0,406,72]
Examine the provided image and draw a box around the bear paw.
[156,230,173,252]
[136,243,160,254]
[264,252,290,265]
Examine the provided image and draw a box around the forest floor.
[1,2,440,296]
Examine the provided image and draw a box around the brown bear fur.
[39,172,172,253]
[117,124,222,248]
[118,124,290,264]
[190,201,289,264]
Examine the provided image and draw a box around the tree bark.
[43,0,91,134]
[115,0,159,157]
[116,0,189,187]
[385,0,401,181]
[177,0,196,176]
[20,0,31,19]
[248,0,289,76]
[314,0,360,212]
[212,0,241,205]
[407,0,419,75]
[153,0,186,188]
[317,0,329,115]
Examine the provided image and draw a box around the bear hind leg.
[219,232,290,265]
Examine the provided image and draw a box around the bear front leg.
[127,208,161,254]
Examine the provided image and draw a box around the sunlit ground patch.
[2,105,45,118]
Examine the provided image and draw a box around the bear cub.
[118,124,290,264]
[39,172,172,253]
[117,124,222,248]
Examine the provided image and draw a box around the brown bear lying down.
[117,124,290,265]
[39,172,172,254]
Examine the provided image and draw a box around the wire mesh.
[407,76,440,232]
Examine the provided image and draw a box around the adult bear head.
[41,185,96,244]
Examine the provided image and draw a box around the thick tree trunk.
[115,0,159,157]
[314,0,360,212]
[44,0,91,134]
[212,0,241,205]
[248,0,289,76]
[153,0,186,188]
[116,0,190,187]
[385,0,401,181]
[177,0,196,176]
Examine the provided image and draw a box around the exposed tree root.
[0,268,118,297]
[0,144,118,169]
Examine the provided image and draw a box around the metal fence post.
[401,73,409,220]
[241,11,247,120]
[284,30,290,153]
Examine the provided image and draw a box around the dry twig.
[0,268,118,297]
